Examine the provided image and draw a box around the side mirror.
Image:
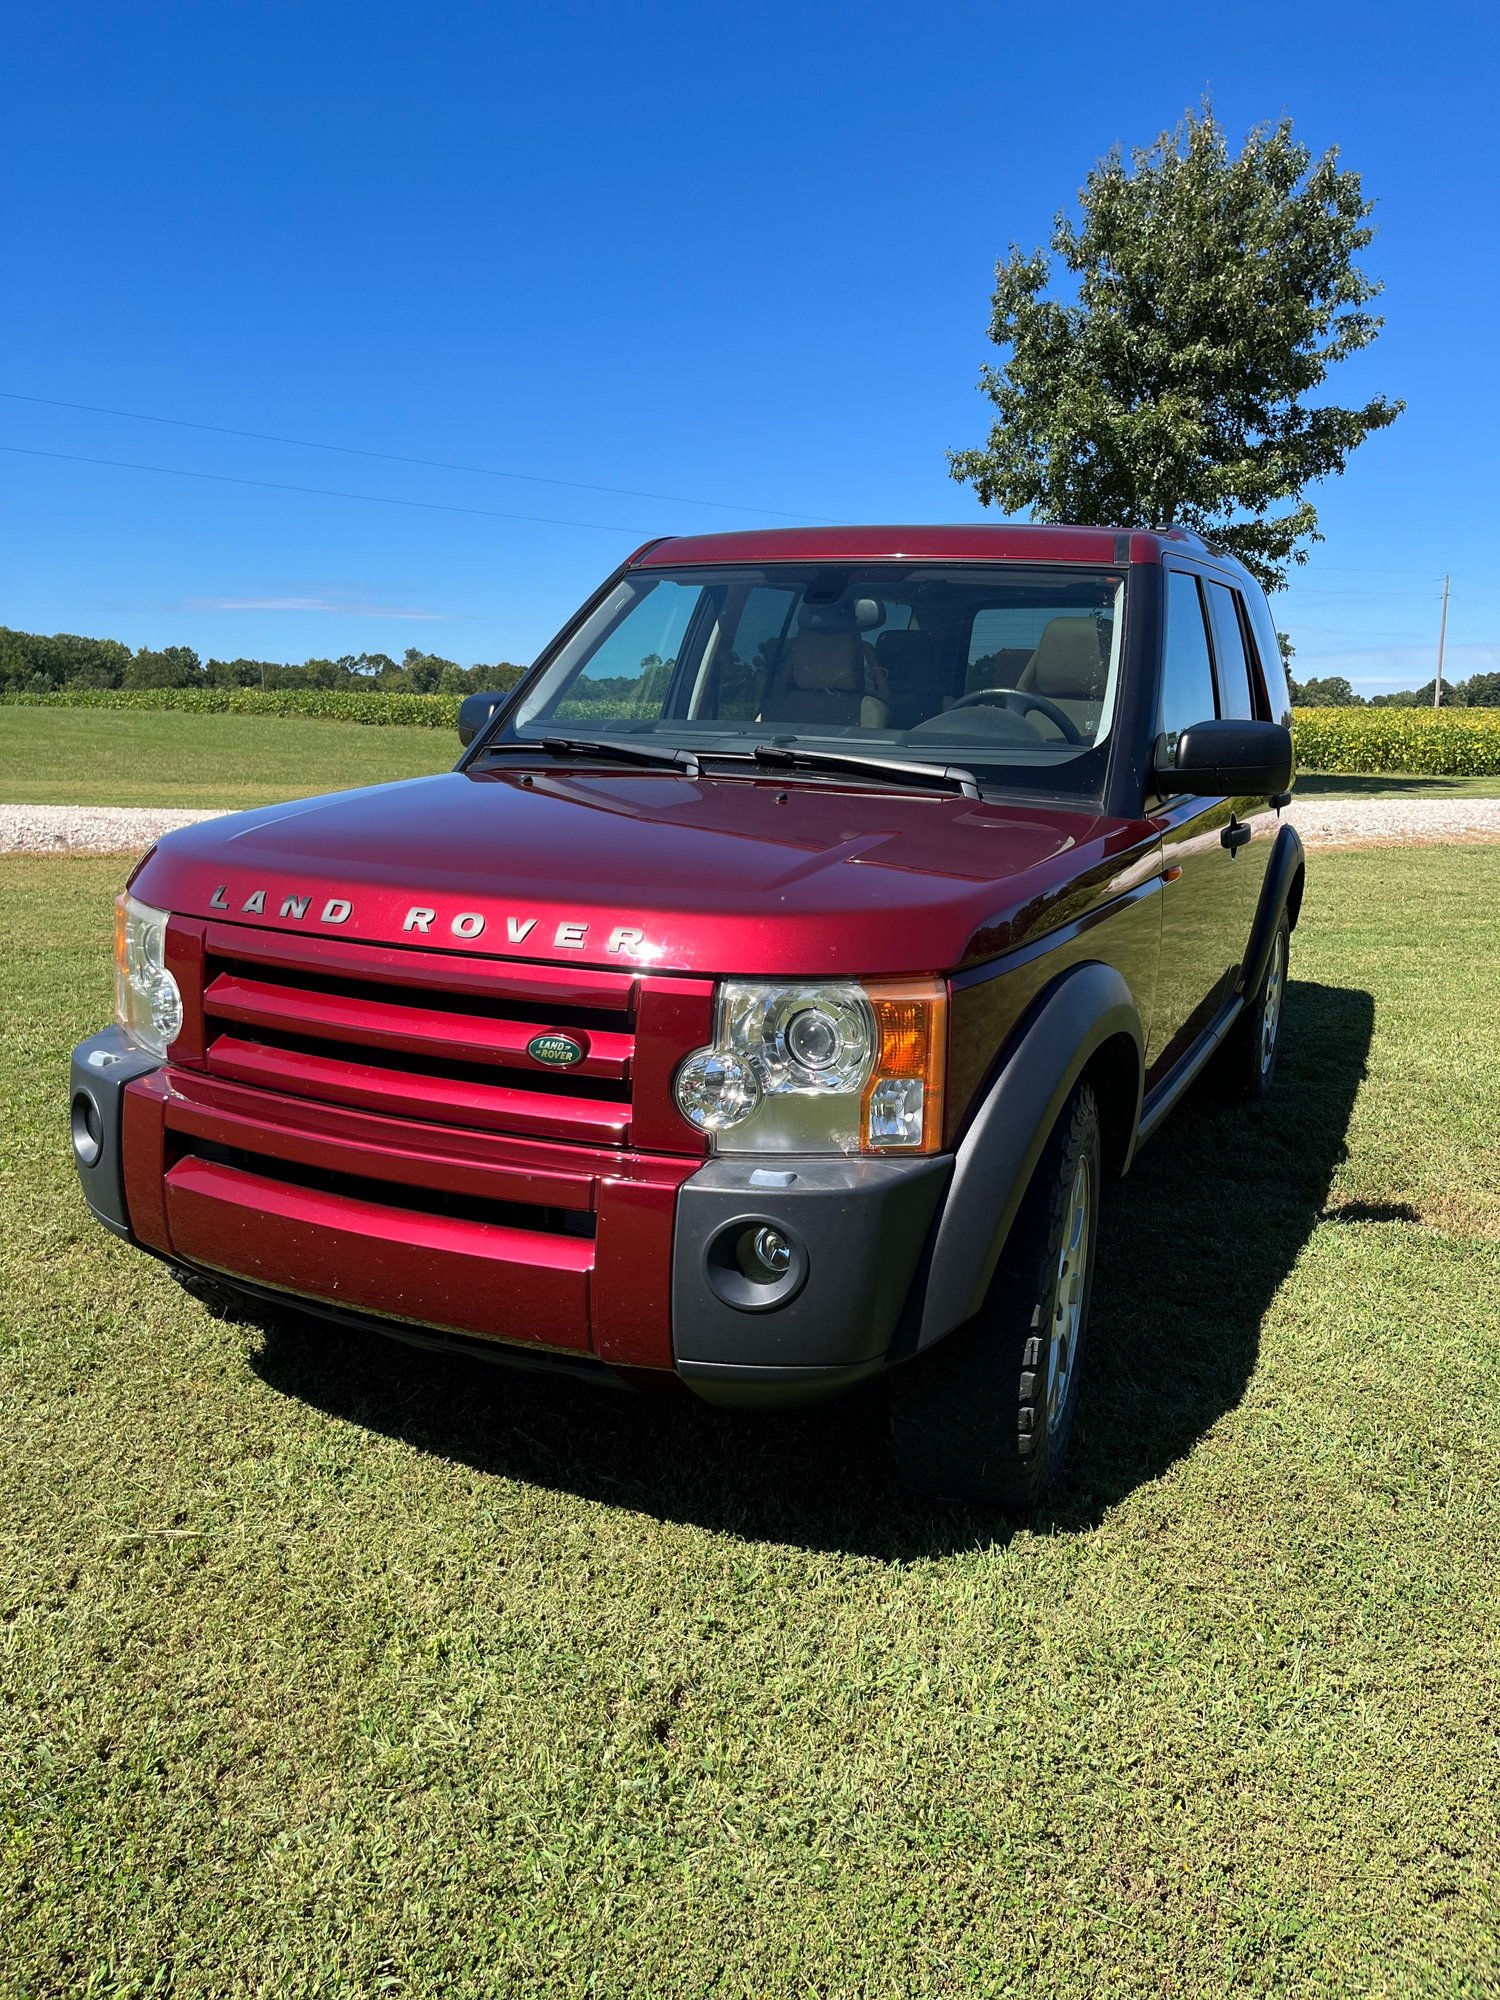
[457,691,508,748]
[1154,719,1293,799]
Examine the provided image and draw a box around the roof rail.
[1152,523,1222,556]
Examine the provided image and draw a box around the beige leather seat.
[760,602,890,730]
[1016,617,1107,731]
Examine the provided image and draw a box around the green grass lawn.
[3,848,1499,1995]
[0,705,454,807]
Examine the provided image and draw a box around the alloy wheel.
[1046,1156,1091,1435]
[1260,929,1287,1077]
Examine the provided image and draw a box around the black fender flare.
[1240,820,1306,1000]
[910,961,1144,1353]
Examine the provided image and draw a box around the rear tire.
[1214,911,1290,1105]
[889,1084,1101,1511]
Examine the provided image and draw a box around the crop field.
[3,845,1498,1995]
[6,703,1500,811]
[1290,704,1500,777]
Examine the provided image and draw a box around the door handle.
[1221,821,1252,854]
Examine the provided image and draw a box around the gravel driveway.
[1284,796,1500,848]
[3,795,1500,857]
[1,804,228,855]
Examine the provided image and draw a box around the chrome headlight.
[113,893,182,1058]
[674,978,946,1155]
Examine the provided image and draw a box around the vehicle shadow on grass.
[1296,772,1488,799]
[248,978,1374,1561]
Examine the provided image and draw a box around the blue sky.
[3,0,1497,691]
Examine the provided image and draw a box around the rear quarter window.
[1205,582,1258,720]
[1240,583,1295,727]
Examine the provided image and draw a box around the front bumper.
[70,1027,952,1406]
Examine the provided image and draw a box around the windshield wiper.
[478,735,701,775]
[714,744,981,799]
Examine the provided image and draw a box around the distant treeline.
[7,623,1495,713]
[1289,670,1500,708]
[0,627,527,698]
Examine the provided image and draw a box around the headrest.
[875,631,933,671]
[1026,617,1106,699]
[797,597,883,634]
[785,628,863,692]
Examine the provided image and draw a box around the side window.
[1206,583,1257,720]
[545,578,703,721]
[1159,571,1218,746]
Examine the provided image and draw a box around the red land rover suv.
[71,524,1301,1508]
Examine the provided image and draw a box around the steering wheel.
[943,684,1086,745]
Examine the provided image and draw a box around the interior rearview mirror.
[458,691,508,748]
[1154,718,1294,799]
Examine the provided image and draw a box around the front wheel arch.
[909,961,1142,1356]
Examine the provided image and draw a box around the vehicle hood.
[133,768,1157,976]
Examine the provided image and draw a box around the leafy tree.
[949,105,1403,589]
[401,647,462,694]
[335,652,399,681]
[0,628,130,690]
[206,657,280,687]
[1458,671,1500,707]
[298,657,347,691]
[125,645,202,689]
[1369,680,1466,707]
[1291,673,1361,707]
[0,624,525,697]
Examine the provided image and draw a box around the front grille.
[175,1135,599,1238]
[196,923,643,1148]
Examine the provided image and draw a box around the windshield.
[502,563,1127,801]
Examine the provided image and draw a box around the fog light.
[703,1216,809,1312]
[71,1090,103,1168]
[746,1226,791,1277]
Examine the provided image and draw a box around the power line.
[1294,564,1446,578]
[0,389,837,523]
[0,442,648,532]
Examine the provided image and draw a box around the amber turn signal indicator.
[861,979,947,1153]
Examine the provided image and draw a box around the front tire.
[889,1084,1101,1511]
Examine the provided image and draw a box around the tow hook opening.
[71,1090,104,1168]
[703,1216,809,1312]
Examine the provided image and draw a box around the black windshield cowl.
[478,736,702,775]
[731,744,981,798]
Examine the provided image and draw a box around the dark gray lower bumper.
[671,1154,952,1407]
[69,1027,163,1238]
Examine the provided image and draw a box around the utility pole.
[1434,573,1450,708]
